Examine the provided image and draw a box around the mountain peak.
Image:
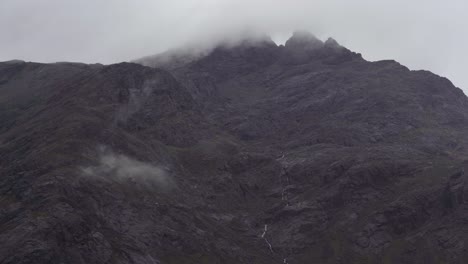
[324,37,341,48]
[285,30,324,50]
[220,33,277,50]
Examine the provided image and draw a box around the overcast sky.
[1,0,467,90]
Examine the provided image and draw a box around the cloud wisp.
[80,146,172,190]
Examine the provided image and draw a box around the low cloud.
[115,79,157,124]
[81,146,172,189]
[0,0,466,90]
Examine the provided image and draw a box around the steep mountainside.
[2,31,468,263]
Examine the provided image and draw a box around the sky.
[1,0,467,90]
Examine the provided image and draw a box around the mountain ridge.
[1,32,468,263]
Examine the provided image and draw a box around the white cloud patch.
[81,146,172,189]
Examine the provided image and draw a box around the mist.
[115,78,158,124]
[80,146,172,189]
[1,0,467,90]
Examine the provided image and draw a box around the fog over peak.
[1,0,467,90]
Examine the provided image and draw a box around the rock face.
[2,32,468,263]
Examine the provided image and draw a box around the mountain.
[2,31,468,263]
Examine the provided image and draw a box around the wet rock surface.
[2,33,468,263]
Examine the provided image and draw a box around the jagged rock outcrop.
[2,31,468,263]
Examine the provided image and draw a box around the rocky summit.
[2,32,468,263]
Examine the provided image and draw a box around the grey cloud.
[0,0,467,90]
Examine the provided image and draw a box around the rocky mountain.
[2,31,468,263]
